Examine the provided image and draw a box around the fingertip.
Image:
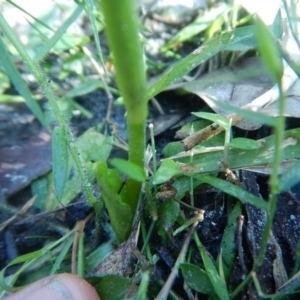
[54,273,100,300]
[5,273,100,300]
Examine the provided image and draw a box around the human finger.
[4,273,100,300]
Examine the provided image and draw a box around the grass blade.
[52,126,68,200]
[218,201,242,281]
[85,0,107,76]
[191,174,268,211]
[147,26,256,100]
[35,3,84,61]
[0,37,47,128]
[194,232,230,300]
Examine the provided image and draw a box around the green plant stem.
[77,232,85,277]
[141,219,156,258]
[156,219,199,300]
[85,0,107,78]
[123,121,146,210]
[149,123,157,174]
[100,0,148,214]
[148,124,158,219]
[256,86,285,265]
[189,151,194,206]
[146,179,158,220]
[231,83,286,299]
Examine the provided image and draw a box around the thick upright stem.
[100,0,148,214]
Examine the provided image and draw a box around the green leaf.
[155,130,300,194]
[173,175,204,200]
[85,0,107,77]
[50,238,73,275]
[76,130,112,162]
[230,138,260,150]
[179,128,300,175]
[271,10,283,39]
[86,242,114,274]
[0,232,72,292]
[158,199,180,237]
[191,175,268,211]
[96,162,133,242]
[31,177,49,210]
[162,3,229,51]
[65,80,118,98]
[218,202,242,281]
[52,126,68,200]
[255,18,283,83]
[180,263,214,294]
[223,32,256,51]
[202,96,278,127]
[45,130,112,211]
[195,234,230,300]
[136,271,150,300]
[162,142,184,158]
[110,158,146,182]
[0,37,47,128]
[92,275,131,300]
[65,80,104,98]
[192,112,230,131]
[146,26,256,100]
[153,159,182,185]
[35,3,84,61]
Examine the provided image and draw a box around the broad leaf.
[110,158,146,182]
[180,263,214,294]
[157,199,180,238]
[96,162,133,242]
[90,275,131,300]
[153,159,182,185]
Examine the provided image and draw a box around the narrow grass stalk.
[148,124,158,219]
[85,0,107,78]
[0,229,75,293]
[149,123,157,174]
[156,220,199,300]
[141,218,156,263]
[136,271,150,300]
[232,19,286,297]
[77,232,85,277]
[231,82,286,299]
[256,84,285,266]
[100,0,148,213]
